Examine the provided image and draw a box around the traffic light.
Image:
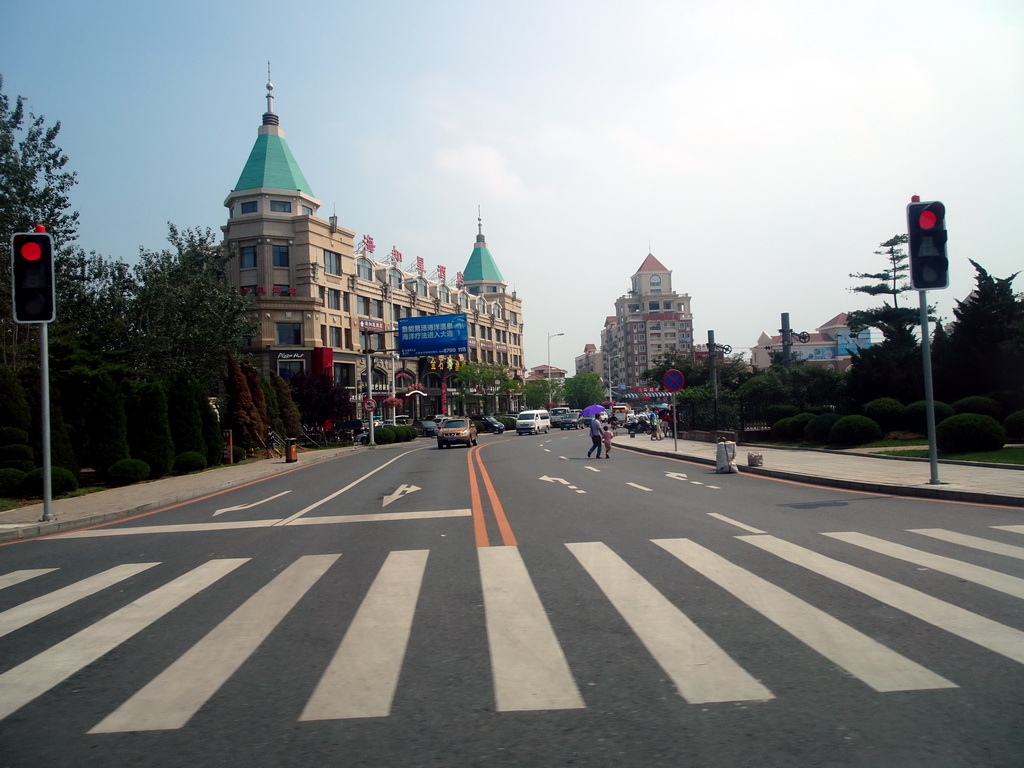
[907,200,948,290]
[11,230,55,323]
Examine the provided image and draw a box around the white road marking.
[741,535,1024,665]
[301,550,429,720]
[911,529,1024,559]
[479,547,584,712]
[213,491,291,516]
[707,513,765,534]
[0,569,56,591]
[0,563,159,639]
[823,531,1024,599]
[567,541,773,704]
[0,559,247,722]
[653,538,954,692]
[90,554,339,732]
[626,483,652,492]
[382,484,421,508]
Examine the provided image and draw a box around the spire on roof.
[263,61,279,126]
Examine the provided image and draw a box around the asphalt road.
[1,430,1022,767]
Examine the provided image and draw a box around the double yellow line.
[466,444,517,547]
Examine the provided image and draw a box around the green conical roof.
[234,130,314,195]
[463,221,504,282]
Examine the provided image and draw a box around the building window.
[409,278,427,297]
[649,301,660,310]
[328,288,341,310]
[276,322,302,345]
[270,200,292,213]
[324,250,342,276]
[356,258,374,280]
[302,205,313,216]
[344,328,352,348]
[240,201,257,214]
[438,285,449,303]
[272,284,291,296]
[330,326,342,347]
[371,299,383,318]
[388,269,403,289]
[239,245,257,269]
[491,304,502,319]
[273,245,289,267]
[486,285,497,293]
[357,296,370,315]
[277,361,303,380]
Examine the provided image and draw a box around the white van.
[516,410,551,435]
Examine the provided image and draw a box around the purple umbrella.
[581,405,606,416]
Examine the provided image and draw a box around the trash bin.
[715,439,737,474]
[285,438,298,463]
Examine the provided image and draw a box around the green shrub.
[829,415,882,446]
[765,404,799,426]
[2,459,35,473]
[902,400,955,434]
[805,412,842,443]
[107,459,151,487]
[862,397,905,435]
[375,426,396,445]
[0,444,33,463]
[232,446,246,463]
[788,413,815,440]
[0,468,26,497]
[936,414,1006,453]
[20,466,79,498]
[173,451,208,474]
[0,427,29,446]
[952,396,1002,419]
[1004,410,1024,441]
[771,417,794,441]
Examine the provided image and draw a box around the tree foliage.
[847,234,921,347]
[559,372,606,409]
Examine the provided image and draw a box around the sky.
[3,0,1022,374]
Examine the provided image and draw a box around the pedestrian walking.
[650,419,662,441]
[602,425,614,459]
[587,415,604,458]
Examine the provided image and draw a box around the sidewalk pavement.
[2,437,1022,544]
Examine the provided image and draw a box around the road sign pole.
[919,290,941,485]
[40,323,53,522]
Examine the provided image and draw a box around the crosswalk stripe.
[479,546,584,712]
[910,529,1024,560]
[991,525,1024,536]
[0,563,160,639]
[824,532,1024,599]
[653,538,955,692]
[566,541,774,704]
[300,550,429,720]
[90,554,339,733]
[0,568,57,591]
[740,535,1024,665]
[0,558,248,722]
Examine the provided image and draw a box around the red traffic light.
[918,210,938,230]
[19,241,43,261]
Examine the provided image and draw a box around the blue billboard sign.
[398,313,469,357]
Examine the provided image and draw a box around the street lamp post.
[547,332,564,408]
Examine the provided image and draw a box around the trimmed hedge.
[0,468,26,497]
[0,427,29,446]
[936,414,1006,453]
[765,405,799,427]
[0,444,33,463]
[232,446,246,464]
[107,459,151,487]
[862,398,905,435]
[173,451,208,474]
[829,415,882,446]
[805,412,842,443]
[1004,409,1024,441]
[20,467,79,498]
[952,396,1002,420]
[902,400,955,435]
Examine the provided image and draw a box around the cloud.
[434,143,529,202]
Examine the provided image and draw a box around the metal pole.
[366,348,376,447]
[40,323,53,522]
[781,312,792,367]
[919,291,940,484]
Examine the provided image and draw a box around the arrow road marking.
[383,484,421,508]
[213,491,291,517]
[665,472,689,481]
[539,476,586,494]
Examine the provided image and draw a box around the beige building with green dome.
[221,80,525,419]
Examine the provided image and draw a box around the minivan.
[516,410,551,435]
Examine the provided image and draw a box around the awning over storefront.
[621,391,674,400]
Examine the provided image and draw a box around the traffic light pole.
[918,290,941,485]
[39,323,54,521]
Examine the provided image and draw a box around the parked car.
[416,420,440,437]
[516,410,551,435]
[437,418,478,448]
[549,407,571,428]
[480,415,506,434]
[560,410,584,429]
